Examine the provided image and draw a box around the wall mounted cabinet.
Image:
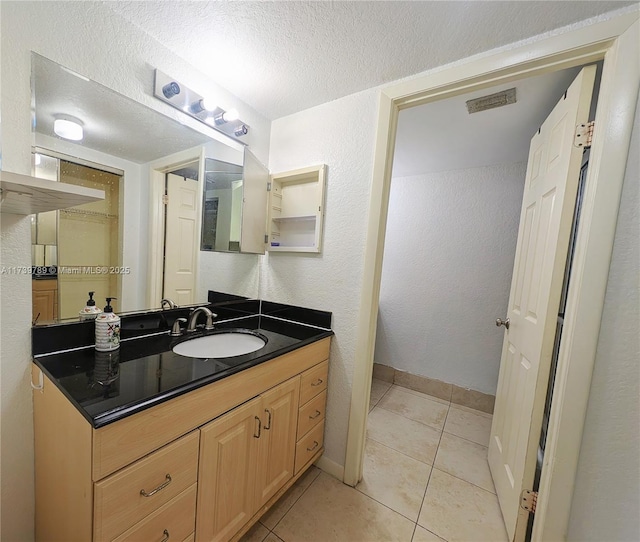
[267,165,326,253]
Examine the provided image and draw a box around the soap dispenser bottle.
[95,297,121,352]
[79,291,102,321]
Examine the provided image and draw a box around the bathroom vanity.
[32,303,332,542]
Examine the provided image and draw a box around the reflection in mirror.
[201,159,244,252]
[31,53,261,324]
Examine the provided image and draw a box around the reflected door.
[163,173,199,305]
[488,66,596,540]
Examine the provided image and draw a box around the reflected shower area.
[31,153,122,322]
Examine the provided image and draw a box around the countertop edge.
[33,330,334,429]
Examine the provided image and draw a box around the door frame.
[147,147,206,307]
[344,10,639,541]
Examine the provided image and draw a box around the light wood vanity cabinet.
[196,377,299,542]
[34,337,330,542]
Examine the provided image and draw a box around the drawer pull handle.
[309,410,322,420]
[160,529,170,542]
[307,440,319,452]
[311,378,324,387]
[140,474,172,497]
[254,416,262,438]
[264,408,272,430]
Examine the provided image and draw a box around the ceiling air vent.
[466,88,516,114]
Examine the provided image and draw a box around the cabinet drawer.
[299,360,328,406]
[94,431,199,542]
[295,420,324,475]
[297,389,327,439]
[113,484,196,542]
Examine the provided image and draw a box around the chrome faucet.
[186,307,217,332]
[161,298,177,310]
[170,317,187,337]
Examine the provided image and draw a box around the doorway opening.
[345,14,638,542]
[360,63,601,541]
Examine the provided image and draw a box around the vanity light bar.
[153,69,249,142]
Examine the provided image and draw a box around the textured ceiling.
[106,1,634,119]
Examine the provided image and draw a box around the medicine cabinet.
[267,165,326,253]
[201,148,269,255]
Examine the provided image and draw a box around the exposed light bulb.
[213,108,241,125]
[223,108,239,122]
[54,119,83,141]
[201,97,217,112]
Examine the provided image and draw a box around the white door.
[164,172,199,305]
[488,65,596,541]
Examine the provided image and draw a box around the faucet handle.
[170,317,187,337]
[204,312,218,331]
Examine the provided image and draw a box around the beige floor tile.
[434,433,494,493]
[274,472,415,542]
[412,526,446,541]
[393,385,450,406]
[239,521,270,542]
[260,466,321,530]
[444,405,493,447]
[418,469,507,542]
[367,407,441,464]
[264,534,284,542]
[357,438,431,521]
[370,378,393,410]
[378,387,449,430]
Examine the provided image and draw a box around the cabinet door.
[196,397,261,542]
[255,377,300,508]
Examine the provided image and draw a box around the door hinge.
[162,194,169,205]
[574,121,594,148]
[520,489,538,514]
[264,234,269,244]
[267,182,272,192]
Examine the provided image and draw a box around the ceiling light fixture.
[54,118,83,141]
[153,69,249,141]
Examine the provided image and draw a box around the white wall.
[266,89,379,468]
[375,162,526,394]
[0,3,270,539]
[567,93,640,542]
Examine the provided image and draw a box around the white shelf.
[0,170,105,215]
[272,215,316,222]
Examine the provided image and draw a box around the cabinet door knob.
[311,378,323,387]
[160,529,170,542]
[140,474,172,497]
[307,440,319,452]
[309,410,321,420]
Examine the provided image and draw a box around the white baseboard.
[314,453,345,481]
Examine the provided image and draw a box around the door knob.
[496,318,510,330]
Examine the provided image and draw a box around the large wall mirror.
[31,53,265,324]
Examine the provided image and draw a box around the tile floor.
[242,379,508,542]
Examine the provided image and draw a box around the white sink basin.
[173,331,267,359]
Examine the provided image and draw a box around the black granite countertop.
[34,311,333,429]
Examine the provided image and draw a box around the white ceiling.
[106,1,633,120]
[393,66,585,177]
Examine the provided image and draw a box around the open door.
[488,65,596,541]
